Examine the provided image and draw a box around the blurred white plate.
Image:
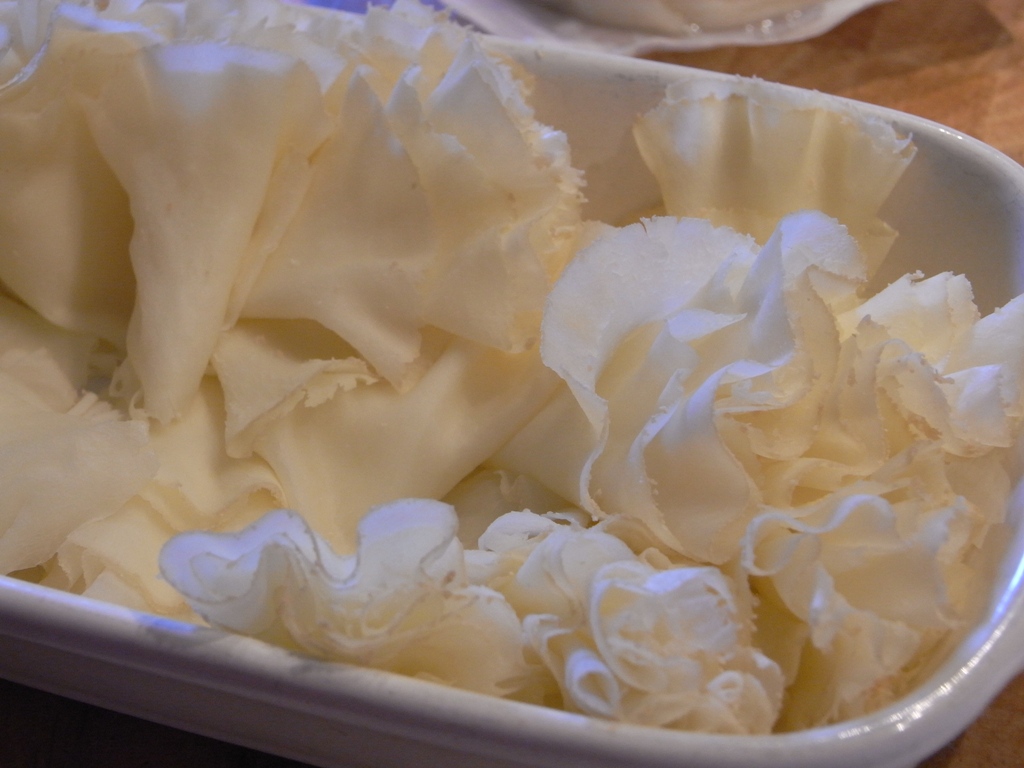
[444,0,893,53]
[3,34,1024,768]
[306,0,893,53]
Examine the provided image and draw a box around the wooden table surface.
[3,0,1024,766]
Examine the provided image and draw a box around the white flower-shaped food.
[160,499,527,696]
[526,558,783,733]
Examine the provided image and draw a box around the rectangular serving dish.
[3,36,1024,768]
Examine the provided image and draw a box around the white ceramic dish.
[308,0,891,54]
[442,0,892,54]
[3,37,1024,768]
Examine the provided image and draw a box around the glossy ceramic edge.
[1,34,1024,768]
